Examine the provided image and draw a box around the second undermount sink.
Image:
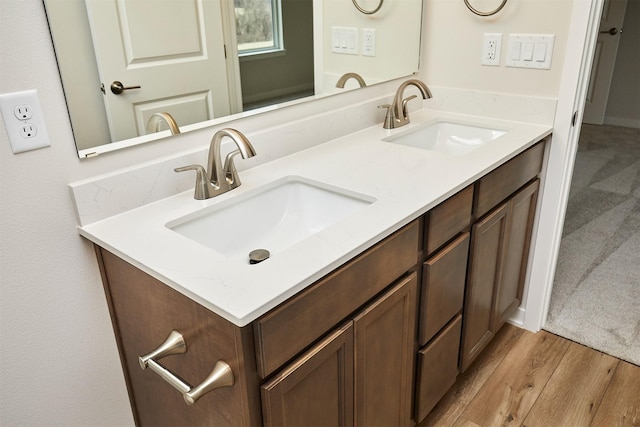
[384,121,507,156]
[167,176,375,261]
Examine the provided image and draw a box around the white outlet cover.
[0,89,51,153]
[481,33,502,67]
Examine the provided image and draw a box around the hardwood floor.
[420,324,640,426]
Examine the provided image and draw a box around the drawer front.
[474,139,546,218]
[254,220,420,378]
[424,185,473,256]
[419,232,469,346]
[415,315,462,423]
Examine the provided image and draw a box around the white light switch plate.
[331,26,358,55]
[506,34,555,69]
[0,89,51,153]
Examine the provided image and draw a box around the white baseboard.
[603,116,640,129]
[507,306,526,329]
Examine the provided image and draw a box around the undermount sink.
[167,176,375,261]
[384,121,507,156]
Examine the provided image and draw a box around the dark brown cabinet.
[461,139,544,372]
[261,273,417,427]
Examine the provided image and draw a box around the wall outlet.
[362,28,376,57]
[481,33,502,66]
[0,89,51,153]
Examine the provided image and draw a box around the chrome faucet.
[379,79,433,129]
[175,128,257,200]
[336,72,367,88]
[146,112,181,135]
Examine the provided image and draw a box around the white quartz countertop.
[78,109,552,326]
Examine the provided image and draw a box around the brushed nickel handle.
[139,330,235,406]
[599,27,621,35]
[110,80,142,95]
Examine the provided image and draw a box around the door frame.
[521,0,605,332]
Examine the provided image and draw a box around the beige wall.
[605,0,640,127]
[422,0,574,98]
[322,0,422,85]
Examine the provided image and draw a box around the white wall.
[1,0,577,424]
[422,0,573,97]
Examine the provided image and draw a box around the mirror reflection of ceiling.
[43,0,423,158]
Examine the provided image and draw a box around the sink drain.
[249,249,270,264]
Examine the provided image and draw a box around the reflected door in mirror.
[85,0,235,141]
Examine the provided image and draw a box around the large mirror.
[43,0,423,158]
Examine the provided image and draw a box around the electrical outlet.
[15,105,33,120]
[20,124,38,138]
[0,89,51,153]
[362,28,376,57]
[481,33,502,66]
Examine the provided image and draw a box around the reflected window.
[235,0,283,55]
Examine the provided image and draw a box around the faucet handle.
[378,104,395,129]
[401,95,418,117]
[174,164,215,200]
[223,149,242,186]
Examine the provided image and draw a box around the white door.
[85,0,236,141]
[582,0,627,124]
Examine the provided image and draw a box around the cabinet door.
[353,273,417,427]
[261,322,354,427]
[492,180,540,331]
[460,203,509,372]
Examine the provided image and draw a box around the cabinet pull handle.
[138,330,234,406]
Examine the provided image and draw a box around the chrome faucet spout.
[146,112,181,135]
[174,128,257,200]
[336,72,367,88]
[207,128,256,187]
[381,78,432,129]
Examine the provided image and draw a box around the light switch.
[522,42,535,61]
[348,32,356,49]
[534,42,547,62]
[506,34,554,69]
[510,41,522,60]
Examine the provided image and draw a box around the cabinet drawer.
[415,315,462,423]
[419,233,469,346]
[254,220,420,378]
[424,185,473,256]
[474,139,546,218]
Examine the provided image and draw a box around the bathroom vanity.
[82,113,548,425]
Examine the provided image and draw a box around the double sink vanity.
[74,85,552,426]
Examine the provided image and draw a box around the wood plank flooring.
[420,324,640,426]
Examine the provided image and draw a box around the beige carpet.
[544,124,640,366]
